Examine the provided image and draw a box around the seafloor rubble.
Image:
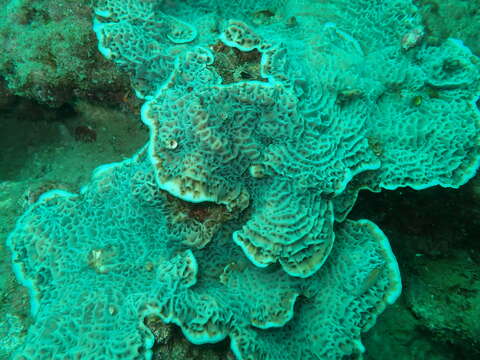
[0,0,479,359]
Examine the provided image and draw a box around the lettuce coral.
[6,0,480,359]
[7,149,401,360]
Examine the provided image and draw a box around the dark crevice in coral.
[349,183,480,262]
[164,193,226,224]
[145,316,232,360]
[208,41,266,85]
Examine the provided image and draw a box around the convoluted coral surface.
[8,149,401,360]
[6,0,480,359]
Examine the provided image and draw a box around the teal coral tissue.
[6,0,480,359]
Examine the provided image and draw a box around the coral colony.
[7,1,480,359]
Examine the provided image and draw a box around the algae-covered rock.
[406,255,480,351]
[0,0,129,106]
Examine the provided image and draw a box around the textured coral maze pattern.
[6,0,480,359]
